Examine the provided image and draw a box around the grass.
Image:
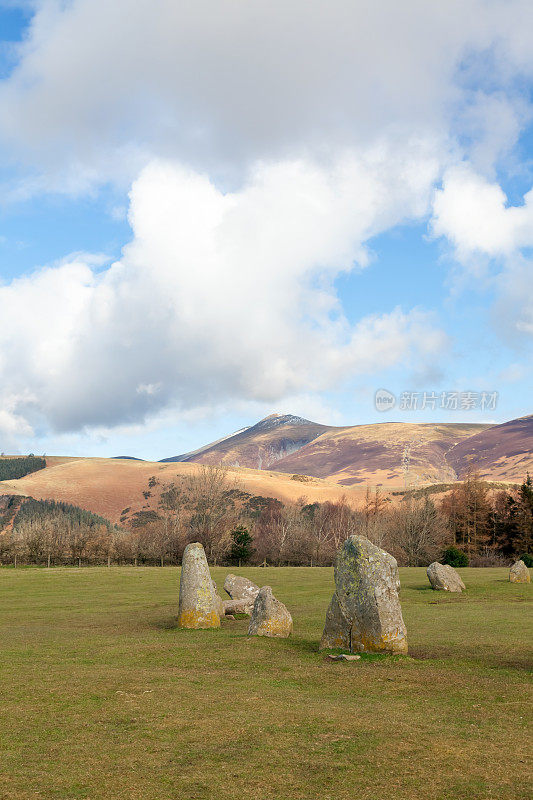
[0,566,531,800]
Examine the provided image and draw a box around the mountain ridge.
[0,414,530,526]
[159,413,533,486]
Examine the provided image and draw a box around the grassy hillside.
[0,413,530,529]
[0,457,368,524]
[0,566,530,800]
[161,414,533,486]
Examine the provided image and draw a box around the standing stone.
[212,579,225,618]
[427,562,465,593]
[248,586,293,638]
[320,535,408,654]
[177,542,220,628]
[509,560,531,583]
[224,573,260,613]
[321,592,351,650]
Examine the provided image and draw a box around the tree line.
[0,455,46,481]
[0,498,122,567]
[1,467,531,567]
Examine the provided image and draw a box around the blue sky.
[0,1,532,460]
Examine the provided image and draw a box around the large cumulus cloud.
[0,150,449,435]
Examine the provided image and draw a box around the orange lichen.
[352,628,408,654]
[177,609,220,629]
[255,618,292,637]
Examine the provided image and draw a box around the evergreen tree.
[516,473,533,555]
[229,524,253,564]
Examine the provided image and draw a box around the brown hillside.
[0,457,367,525]
[269,422,488,486]
[446,414,533,481]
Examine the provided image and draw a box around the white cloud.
[0,152,448,437]
[0,394,34,436]
[431,165,533,342]
[136,383,162,397]
[457,92,531,176]
[432,164,533,259]
[1,0,533,191]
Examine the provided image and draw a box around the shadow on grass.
[152,615,178,630]
[412,586,468,603]
[152,614,252,633]
[412,585,433,591]
[286,636,320,655]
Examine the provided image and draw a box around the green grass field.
[1,566,531,800]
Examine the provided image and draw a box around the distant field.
[1,567,531,800]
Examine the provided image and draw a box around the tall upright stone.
[177,542,221,628]
[509,559,531,584]
[320,535,408,654]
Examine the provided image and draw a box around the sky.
[0,0,532,460]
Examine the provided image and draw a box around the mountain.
[446,414,533,482]
[163,414,335,468]
[162,414,491,486]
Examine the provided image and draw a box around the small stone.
[248,586,293,638]
[326,654,361,661]
[427,562,465,593]
[223,598,250,615]
[223,573,260,613]
[177,542,220,629]
[320,535,408,655]
[509,559,531,583]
